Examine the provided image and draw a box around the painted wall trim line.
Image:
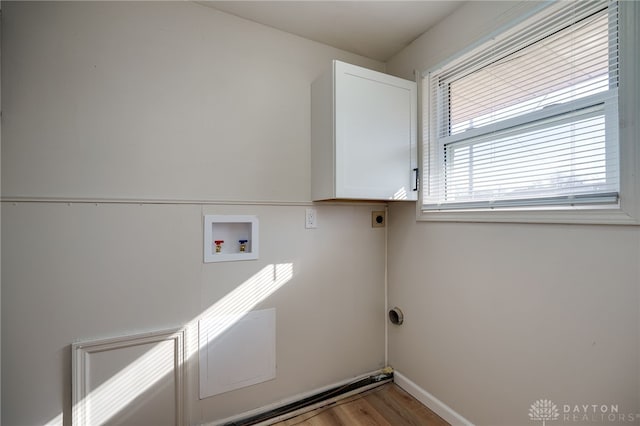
[0,197,388,207]
[393,371,475,426]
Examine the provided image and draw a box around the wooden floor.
[271,383,450,426]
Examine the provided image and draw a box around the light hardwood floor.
[271,383,450,426]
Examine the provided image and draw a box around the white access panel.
[72,329,186,426]
[199,308,276,398]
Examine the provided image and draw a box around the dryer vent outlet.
[388,307,404,325]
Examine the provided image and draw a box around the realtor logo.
[530,399,560,426]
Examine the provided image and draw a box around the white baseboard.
[393,371,475,426]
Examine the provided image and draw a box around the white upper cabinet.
[311,60,418,201]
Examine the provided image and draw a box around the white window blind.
[423,0,619,211]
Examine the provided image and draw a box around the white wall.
[386,2,640,425]
[2,1,382,202]
[1,2,386,425]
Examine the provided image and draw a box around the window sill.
[417,204,640,225]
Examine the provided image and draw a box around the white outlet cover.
[305,208,317,229]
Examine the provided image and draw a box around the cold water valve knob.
[239,239,248,252]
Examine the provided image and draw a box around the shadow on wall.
[46,263,294,426]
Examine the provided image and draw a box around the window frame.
[417,0,640,225]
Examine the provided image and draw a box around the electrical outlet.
[372,211,385,228]
[305,208,317,229]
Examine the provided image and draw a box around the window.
[421,0,638,223]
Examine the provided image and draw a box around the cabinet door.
[335,62,417,200]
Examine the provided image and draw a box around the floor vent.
[223,372,394,426]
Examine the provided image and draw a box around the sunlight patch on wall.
[43,413,63,426]
[189,263,293,359]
